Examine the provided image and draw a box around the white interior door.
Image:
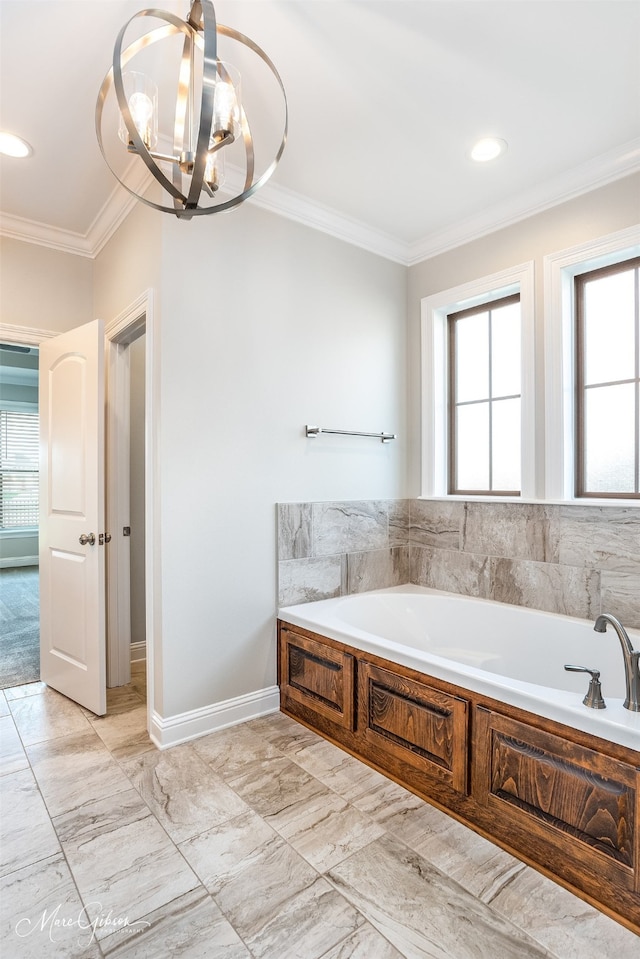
[39,320,106,715]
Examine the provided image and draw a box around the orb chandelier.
[96,0,287,219]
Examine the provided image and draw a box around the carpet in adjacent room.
[0,566,39,688]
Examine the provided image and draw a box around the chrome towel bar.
[305,425,396,444]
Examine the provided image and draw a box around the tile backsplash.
[277,499,640,629]
[277,500,409,606]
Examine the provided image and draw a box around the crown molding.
[244,175,410,265]
[87,160,153,257]
[0,212,95,258]
[0,322,55,345]
[407,138,640,266]
[1,138,638,266]
[0,158,152,260]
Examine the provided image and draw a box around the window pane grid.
[576,258,640,498]
[584,377,638,390]
[0,410,40,528]
[448,294,521,495]
[455,393,521,407]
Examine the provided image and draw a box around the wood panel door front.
[358,660,469,795]
[280,626,355,731]
[39,320,106,716]
[473,706,640,924]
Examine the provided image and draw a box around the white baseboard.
[149,685,281,749]
[0,556,39,569]
[130,642,146,664]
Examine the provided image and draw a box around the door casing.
[105,290,157,727]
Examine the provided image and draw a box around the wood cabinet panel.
[280,627,355,730]
[474,706,639,909]
[492,731,634,866]
[358,660,468,794]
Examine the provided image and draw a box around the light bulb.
[129,92,153,131]
[118,72,157,149]
[205,148,225,191]
[212,63,241,141]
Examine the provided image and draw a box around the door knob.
[79,533,96,546]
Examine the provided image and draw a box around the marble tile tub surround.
[2,684,637,958]
[277,501,410,606]
[278,500,640,628]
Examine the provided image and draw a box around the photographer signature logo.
[16,902,151,946]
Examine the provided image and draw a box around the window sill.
[416,495,639,508]
[0,528,39,538]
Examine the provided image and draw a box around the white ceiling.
[0,0,639,263]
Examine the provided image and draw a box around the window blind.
[0,410,39,528]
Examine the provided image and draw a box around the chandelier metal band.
[96,2,287,218]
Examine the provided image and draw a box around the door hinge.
[98,533,112,546]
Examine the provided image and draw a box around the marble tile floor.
[1,681,637,959]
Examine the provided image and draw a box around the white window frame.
[544,225,640,502]
[421,261,536,499]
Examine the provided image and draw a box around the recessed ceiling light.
[471,137,508,162]
[0,132,33,158]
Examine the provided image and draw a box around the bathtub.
[278,584,640,751]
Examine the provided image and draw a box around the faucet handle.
[564,664,606,709]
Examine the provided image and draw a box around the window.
[575,258,639,498]
[421,261,535,499]
[545,225,640,502]
[448,294,521,495]
[0,410,39,528]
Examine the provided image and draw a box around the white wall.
[158,204,407,715]
[93,202,161,324]
[0,237,93,333]
[407,172,640,494]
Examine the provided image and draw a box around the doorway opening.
[105,288,157,725]
[106,321,147,703]
[0,343,40,689]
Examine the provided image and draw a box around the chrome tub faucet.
[594,613,640,712]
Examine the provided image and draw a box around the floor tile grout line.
[479,870,566,959]
[230,726,408,958]
[181,720,386,958]
[320,842,544,959]
[5,680,164,958]
[24,714,143,828]
[28,712,109,959]
[101,735,265,955]
[253,723,557,925]
[47,764,200,957]
[242,717,576,959]
[6,688,96,750]
[202,831,374,959]
[2,714,110,958]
